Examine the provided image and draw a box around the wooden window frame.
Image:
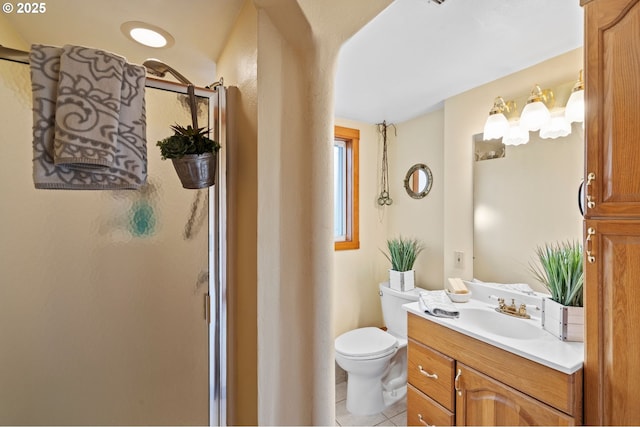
[334,125,360,251]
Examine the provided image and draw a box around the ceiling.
[3,0,583,125]
[3,0,245,87]
[335,0,584,124]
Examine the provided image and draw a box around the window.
[334,125,359,250]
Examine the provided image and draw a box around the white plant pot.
[389,270,415,292]
[541,298,584,342]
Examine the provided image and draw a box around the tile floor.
[335,375,407,426]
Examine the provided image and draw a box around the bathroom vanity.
[404,298,583,426]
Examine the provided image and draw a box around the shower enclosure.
[0,57,227,426]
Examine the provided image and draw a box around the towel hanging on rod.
[30,44,147,190]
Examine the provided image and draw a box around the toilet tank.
[379,282,422,338]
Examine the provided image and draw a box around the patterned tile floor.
[335,379,407,426]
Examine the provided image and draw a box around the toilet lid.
[335,327,398,358]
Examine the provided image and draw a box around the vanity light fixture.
[121,21,175,49]
[483,97,515,141]
[519,84,554,132]
[564,70,585,124]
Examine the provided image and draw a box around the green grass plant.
[383,236,425,272]
[529,240,584,307]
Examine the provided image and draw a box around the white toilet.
[335,282,422,415]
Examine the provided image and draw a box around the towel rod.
[0,44,220,95]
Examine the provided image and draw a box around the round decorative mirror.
[404,163,433,199]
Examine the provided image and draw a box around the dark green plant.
[156,124,220,160]
[529,240,584,307]
[382,236,425,272]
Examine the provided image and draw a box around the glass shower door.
[0,60,218,425]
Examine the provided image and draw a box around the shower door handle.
[204,293,211,324]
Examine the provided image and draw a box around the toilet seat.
[335,327,398,360]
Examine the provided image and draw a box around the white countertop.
[403,298,584,374]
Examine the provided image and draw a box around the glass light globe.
[502,119,529,146]
[540,108,572,139]
[483,113,509,140]
[520,101,551,132]
[565,89,584,124]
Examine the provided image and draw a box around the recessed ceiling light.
[121,21,175,49]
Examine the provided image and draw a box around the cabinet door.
[584,0,640,217]
[584,220,640,425]
[455,364,574,426]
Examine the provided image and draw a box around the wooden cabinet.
[582,0,640,424]
[583,0,640,218]
[583,220,640,424]
[408,384,454,427]
[456,363,574,426]
[407,313,582,426]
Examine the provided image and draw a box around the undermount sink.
[460,307,547,340]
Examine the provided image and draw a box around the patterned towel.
[30,44,147,189]
[419,290,460,318]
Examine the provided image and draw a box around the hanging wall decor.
[376,120,396,206]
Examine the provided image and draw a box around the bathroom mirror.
[404,163,433,199]
[472,131,584,289]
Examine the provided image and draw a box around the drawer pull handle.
[418,365,438,379]
[417,414,434,427]
[454,368,462,396]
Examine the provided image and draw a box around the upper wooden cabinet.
[583,0,640,425]
[584,0,640,218]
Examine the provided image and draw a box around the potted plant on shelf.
[157,124,220,189]
[382,236,425,292]
[529,240,584,342]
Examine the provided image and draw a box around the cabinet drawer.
[408,339,455,411]
[408,384,454,427]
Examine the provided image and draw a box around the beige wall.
[216,0,391,424]
[332,111,446,339]
[334,117,389,336]
[254,1,390,424]
[0,13,28,49]
[215,1,258,424]
[388,109,445,289]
